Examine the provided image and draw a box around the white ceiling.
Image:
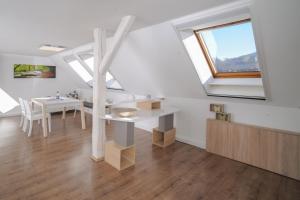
[0,0,233,56]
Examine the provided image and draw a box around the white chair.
[23,99,52,137]
[18,98,26,128]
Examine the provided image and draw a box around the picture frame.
[14,64,56,78]
[216,112,231,122]
[210,103,224,113]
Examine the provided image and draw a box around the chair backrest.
[22,99,32,116]
[18,98,25,114]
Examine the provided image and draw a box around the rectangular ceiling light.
[39,45,66,52]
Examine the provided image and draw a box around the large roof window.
[0,88,19,113]
[194,19,261,78]
[68,60,93,82]
[84,56,94,72]
[66,55,124,90]
[83,56,123,90]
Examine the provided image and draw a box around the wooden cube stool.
[152,128,176,148]
[105,141,135,171]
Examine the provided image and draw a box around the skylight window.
[84,57,94,72]
[194,19,261,78]
[106,71,123,90]
[0,88,19,113]
[68,60,93,82]
[83,57,123,90]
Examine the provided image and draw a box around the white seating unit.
[23,99,52,137]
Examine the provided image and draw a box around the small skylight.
[0,88,19,113]
[106,72,123,90]
[84,57,94,71]
[68,60,93,82]
[194,19,261,78]
[83,57,124,90]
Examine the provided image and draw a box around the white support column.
[100,15,135,75]
[91,15,135,162]
[91,28,107,161]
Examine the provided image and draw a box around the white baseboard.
[176,135,206,149]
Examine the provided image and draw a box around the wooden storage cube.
[136,100,161,110]
[152,128,176,148]
[105,141,135,171]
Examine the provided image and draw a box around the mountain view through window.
[196,20,260,75]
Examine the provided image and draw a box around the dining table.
[31,97,86,137]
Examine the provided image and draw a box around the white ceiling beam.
[99,15,135,75]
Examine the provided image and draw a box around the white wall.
[250,0,300,107]
[74,88,146,104]
[0,53,84,116]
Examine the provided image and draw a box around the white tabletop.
[102,106,179,123]
[32,97,81,106]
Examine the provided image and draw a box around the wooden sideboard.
[206,119,300,180]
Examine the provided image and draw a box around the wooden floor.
[0,114,299,200]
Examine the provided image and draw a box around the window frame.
[68,59,93,82]
[81,56,125,91]
[105,71,125,91]
[194,19,261,79]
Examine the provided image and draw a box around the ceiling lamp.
[39,44,66,52]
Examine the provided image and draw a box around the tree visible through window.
[194,19,261,78]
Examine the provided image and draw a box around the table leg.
[62,107,66,120]
[80,102,86,129]
[42,104,48,137]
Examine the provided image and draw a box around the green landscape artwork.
[14,64,56,78]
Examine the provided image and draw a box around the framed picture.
[14,64,56,78]
[216,112,231,122]
[210,104,224,113]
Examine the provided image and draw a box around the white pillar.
[91,16,135,161]
[91,28,107,161]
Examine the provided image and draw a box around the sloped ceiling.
[110,22,205,99]
[0,0,233,56]
[109,0,300,108]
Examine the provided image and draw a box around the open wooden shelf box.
[105,141,135,171]
[152,128,176,148]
